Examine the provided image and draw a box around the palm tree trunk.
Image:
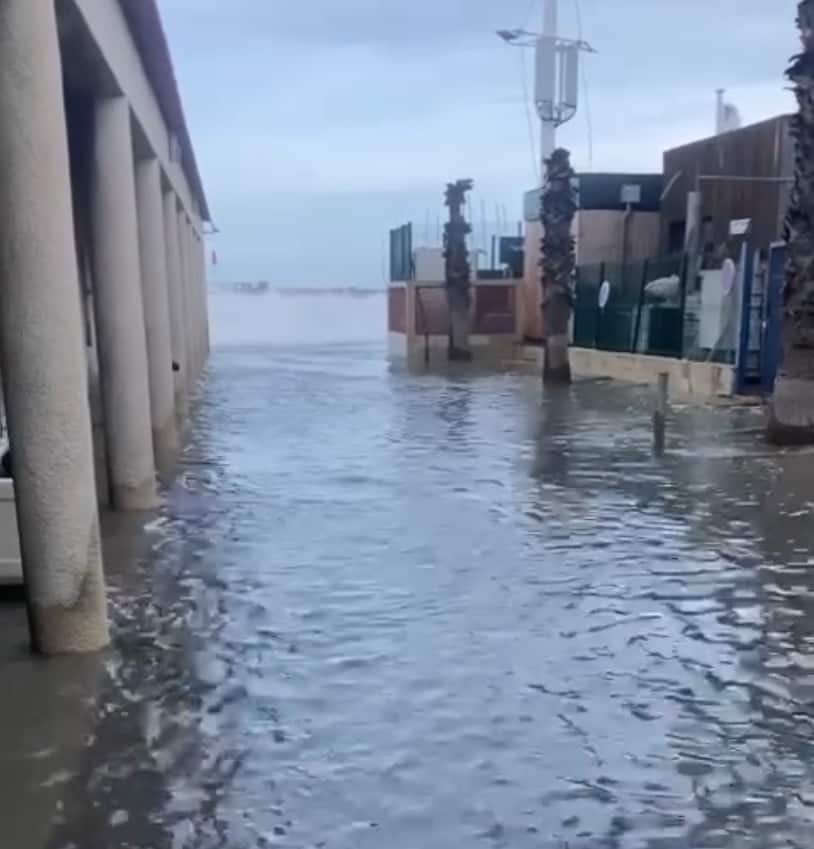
[541,149,577,385]
[447,285,472,361]
[769,0,814,443]
[444,179,474,362]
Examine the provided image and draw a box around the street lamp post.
[497,0,593,385]
[540,0,559,160]
[497,0,594,174]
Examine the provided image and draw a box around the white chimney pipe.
[715,89,725,135]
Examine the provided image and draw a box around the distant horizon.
[209,280,387,292]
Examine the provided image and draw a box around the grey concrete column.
[188,222,203,380]
[91,96,159,510]
[184,216,202,386]
[0,0,108,654]
[183,222,198,383]
[199,236,212,357]
[83,280,112,509]
[196,233,211,359]
[177,211,196,390]
[135,158,179,471]
[162,191,189,427]
[191,229,206,371]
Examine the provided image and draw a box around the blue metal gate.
[389,223,413,282]
[761,242,786,394]
[735,241,786,395]
[735,243,759,394]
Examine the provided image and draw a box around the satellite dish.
[598,280,611,309]
[721,258,737,295]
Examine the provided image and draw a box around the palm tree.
[540,148,577,384]
[444,179,474,361]
[769,0,814,443]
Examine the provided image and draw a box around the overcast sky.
[160,0,796,287]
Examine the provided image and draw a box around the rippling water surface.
[4,291,814,849]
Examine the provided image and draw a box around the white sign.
[598,280,611,309]
[620,184,642,205]
[729,218,752,237]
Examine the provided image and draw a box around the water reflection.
[2,293,814,847]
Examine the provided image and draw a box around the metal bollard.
[653,372,669,456]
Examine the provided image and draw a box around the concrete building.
[521,173,662,341]
[0,0,210,653]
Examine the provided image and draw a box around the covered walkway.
[0,0,210,653]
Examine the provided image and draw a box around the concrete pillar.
[184,222,198,383]
[85,297,111,509]
[162,191,189,427]
[135,158,178,471]
[183,215,202,386]
[177,211,196,391]
[0,0,109,653]
[188,223,203,379]
[197,233,211,359]
[91,96,158,510]
[200,237,212,357]
[191,229,206,370]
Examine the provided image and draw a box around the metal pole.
[540,0,558,163]
[735,242,755,394]
[653,372,669,456]
[543,0,558,44]
[480,197,488,257]
[678,252,689,359]
[632,259,649,354]
[715,89,725,135]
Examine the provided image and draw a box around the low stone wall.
[522,347,736,399]
[388,285,407,333]
[400,333,519,366]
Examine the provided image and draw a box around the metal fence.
[389,223,413,282]
[574,255,686,357]
[573,242,788,395]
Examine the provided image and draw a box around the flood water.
[3,291,814,848]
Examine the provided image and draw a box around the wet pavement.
[4,293,814,848]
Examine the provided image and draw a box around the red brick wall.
[474,285,515,334]
[414,286,448,335]
[414,285,517,336]
[522,222,543,341]
[388,286,407,333]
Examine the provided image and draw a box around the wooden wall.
[662,115,793,252]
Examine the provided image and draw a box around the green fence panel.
[575,254,687,358]
[646,307,683,357]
